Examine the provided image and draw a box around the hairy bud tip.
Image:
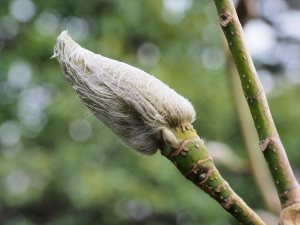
[54,31,196,155]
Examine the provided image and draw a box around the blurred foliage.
[0,0,300,225]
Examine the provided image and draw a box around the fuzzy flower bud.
[53,31,196,155]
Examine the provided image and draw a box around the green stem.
[226,48,280,214]
[160,123,266,225]
[213,0,300,208]
[225,0,280,214]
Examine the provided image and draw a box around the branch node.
[280,185,300,208]
[185,156,212,177]
[221,193,234,209]
[259,136,278,152]
[219,10,233,27]
[216,181,229,193]
[280,185,300,198]
[198,168,215,185]
[244,88,264,100]
[170,139,189,157]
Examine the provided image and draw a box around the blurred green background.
[0,0,300,224]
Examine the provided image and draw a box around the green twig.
[160,123,266,225]
[226,0,280,215]
[227,50,280,214]
[213,0,300,209]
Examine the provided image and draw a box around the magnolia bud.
[53,31,196,155]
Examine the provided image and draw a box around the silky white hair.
[53,31,196,155]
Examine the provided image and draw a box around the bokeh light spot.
[9,0,36,22]
[69,119,92,142]
[35,11,60,36]
[137,42,160,66]
[8,60,32,89]
[244,19,276,59]
[6,170,31,194]
[62,17,89,41]
[201,47,225,70]
[0,120,22,147]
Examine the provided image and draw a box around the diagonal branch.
[212,0,300,210]
[160,124,266,225]
[225,0,280,214]
[226,49,280,214]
